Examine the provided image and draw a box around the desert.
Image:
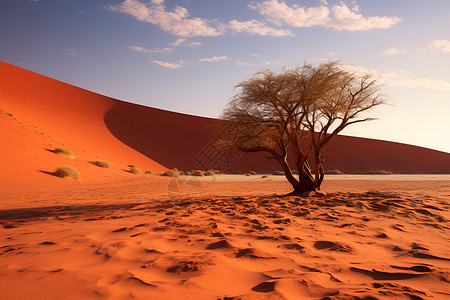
[1,60,450,300]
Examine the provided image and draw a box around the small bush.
[54,166,80,180]
[233,171,242,175]
[92,160,111,168]
[364,170,392,175]
[325,169,343,175]
[145,170,152,174]
[128,165,142,175]
[261,175,268,178]
[191,170,205,176]
[53,148,74,159]
[246,173,251,176]
[249,171,257,175]
[204,170,215,176]
[272,171,284,175]
[161,169,179,177]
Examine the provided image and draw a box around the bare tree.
[218,61,387,194]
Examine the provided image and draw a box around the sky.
[1,0,449,153]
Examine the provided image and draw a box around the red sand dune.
[1,61,449,186]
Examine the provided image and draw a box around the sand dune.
[1,61,449,188]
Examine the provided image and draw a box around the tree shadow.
[38,170,60,178]
[0,202,146,222]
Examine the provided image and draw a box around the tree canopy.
[219,61,387,194]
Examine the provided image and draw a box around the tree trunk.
[277,156,316,194]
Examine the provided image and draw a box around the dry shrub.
[249,171,257,175]
[325,169,343,175]
[364,170,392,175]
[128,165,142,175]
[191,170,205,176]
[233,171,242,175]
[161,169,179,177]
[204,170,215,176]
[93,160,111,168]
[145,170,152,174]
[272,171,284,175]
[54,166,80,180]
[53,148,74,159]
[261,175,268,178]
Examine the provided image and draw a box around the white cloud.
[342,64,450,91]
[189,41,203,47]
[382,47,407,55]
[327,3,401,31]
[249,0,329,28]
[228,19,293,36]
[169,38,202,47]
[250,0,400,31]
[235,60,254,66]
[428,40,450,52]
[199,56,230,63]
[169,38,186,46]
[62,49,79,56]
[151,59,183,69]
[127,45,173,53]
[385,71,450,91]
[381,39,450,56]
[106,0,223,37]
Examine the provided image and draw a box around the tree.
[218,61,387,194]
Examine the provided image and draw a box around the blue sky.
[1,0,449,153]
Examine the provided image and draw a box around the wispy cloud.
[382,48,408,55]
[127,45,173,53]
[343,64,450,91]
[381,39,450,56]
[228,19,293,36]
[62,49,79,56]
[169,38,202,47]
[199,56,230,63]
[428,40,450,52]
[249,0,401,31]
[151,59,183,69]
[106,0,224,37]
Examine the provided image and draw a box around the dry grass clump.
[92,160,111,168]
[272,171,284,175]
[145,170,152,174]
[355,170,392,175]
[53,148,74,159]
[127,165,142,175]
[54,166,80,180]
[204,170,216,176]
[325,169,343,175]
[233,171,242,175]
[249,171,257,175]
[191,170,205,176]
[161,169,179,177]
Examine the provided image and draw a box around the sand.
[1,177,449,300]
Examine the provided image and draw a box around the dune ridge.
[1,61,450,187]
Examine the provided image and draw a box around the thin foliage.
[219,61,387,193]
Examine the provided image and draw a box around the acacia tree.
[218,61,387,194]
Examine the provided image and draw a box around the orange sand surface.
[1,178,449,300]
